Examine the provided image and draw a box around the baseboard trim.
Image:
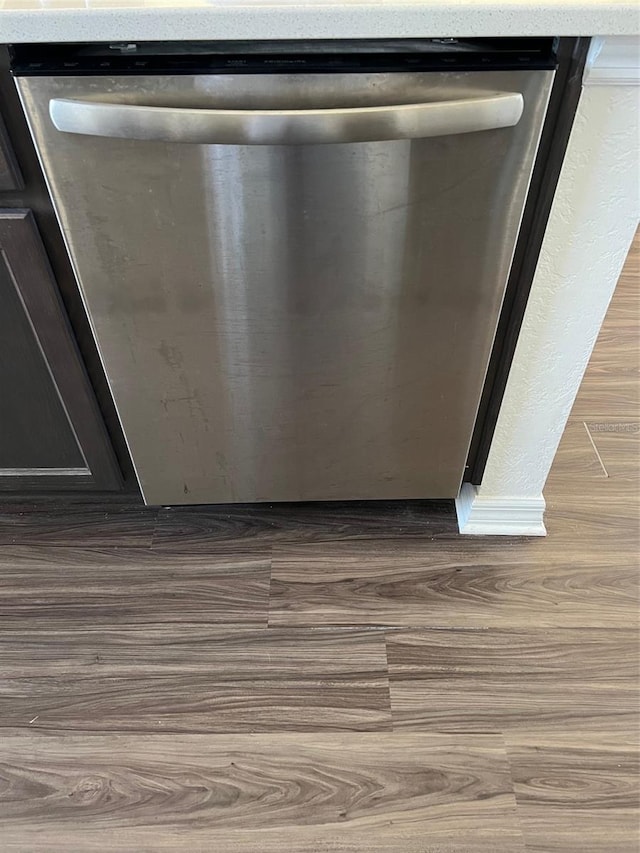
[455,482,547,536]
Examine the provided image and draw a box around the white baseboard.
[455,482,547,536]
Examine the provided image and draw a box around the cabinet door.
[0,114,23,191]
[0,209,121,490]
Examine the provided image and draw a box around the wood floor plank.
[546,416,639,494]
[269,538,638,628]
[569,382,640,422]
[152,499,457,553]
[507,732,640,852]
[0,505,158,546]
[543,476,640,541]
[0,628,391,734]
[0,546,270,626]
[543,418,606,480]
[585,419,640,479]
[386,629,639,734]
[0,733,524,852]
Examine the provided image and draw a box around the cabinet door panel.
[0,115,23,191]
[0,256,85,469]
[0,210,121,490]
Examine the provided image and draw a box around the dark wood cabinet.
[0,209,121,490]
[0,114,22,191]
[0,46,131,495]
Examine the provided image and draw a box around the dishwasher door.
[16,68,553,505]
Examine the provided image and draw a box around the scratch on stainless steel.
[16,70,553,505]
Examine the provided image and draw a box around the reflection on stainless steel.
[16,69,553,505]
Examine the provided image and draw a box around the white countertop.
[1,0,638,45]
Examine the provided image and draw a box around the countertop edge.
[1,3,639,45]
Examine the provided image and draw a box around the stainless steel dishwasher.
[13,40,555,505]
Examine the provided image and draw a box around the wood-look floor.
[0,235,637,850]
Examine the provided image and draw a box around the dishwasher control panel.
[11,38,558,76]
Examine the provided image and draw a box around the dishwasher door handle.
[49,92,524,145]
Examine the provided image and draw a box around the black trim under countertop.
[10,37,557,75]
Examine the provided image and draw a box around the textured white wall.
[481,85,639,496]
[458,36,640,532]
